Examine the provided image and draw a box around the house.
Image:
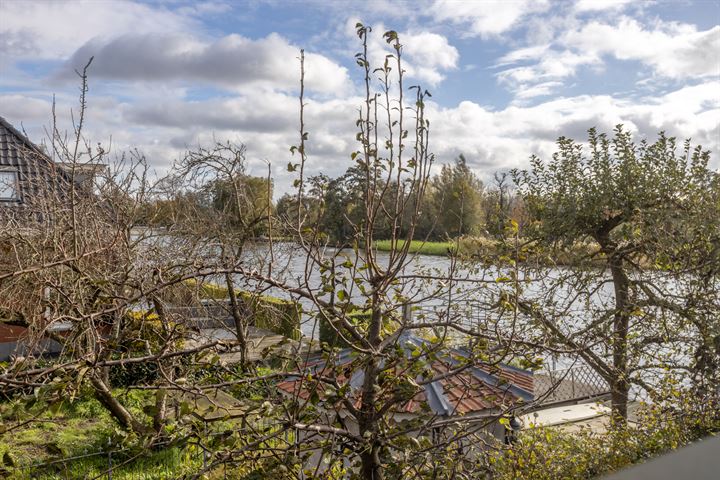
[0,115,103,222]
[277,333,535,471]
[1,115,106,360]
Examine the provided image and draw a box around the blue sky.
[1,0,718,195]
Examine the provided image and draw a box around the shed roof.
[0,323,27,343]
[277,333,534,417]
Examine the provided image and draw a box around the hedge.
[187,280,301,340]
[237,291,301,340]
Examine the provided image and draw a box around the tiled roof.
[0,116,82,220]
[277,333,534,417]
[0,115,50,169]
[0,323,27,343]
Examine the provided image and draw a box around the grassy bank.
[373,236,601,266]
[373,239,458,256]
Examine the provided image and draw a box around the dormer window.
[0,169,19,201]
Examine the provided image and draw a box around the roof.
[0,115,50,168]
[0,116,104,216]
[0,323,27,343]
[277,333,534,417]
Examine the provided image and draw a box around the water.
[136,232,697,390]
[234,242,697,391]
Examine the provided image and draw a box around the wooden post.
[402,304,412,324]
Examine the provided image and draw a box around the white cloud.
[57,33,350,96]
[343,19,458,87]
[401,31,459,86]
[1,0,717,198]
[429,0,550,37]
[0,94,52,122]
[495,15,720,101]
[562,18,720,79]
[496,49,602,99]
[496,45,551,66]
[427,81,720,175]
[574,0,634,12]
[0,0,199,59]
[5,79,716,198]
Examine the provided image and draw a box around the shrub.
[238,291,301,340]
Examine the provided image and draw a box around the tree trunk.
[357,296,384,479]
[151,295,173,433]
[358,360,384,480]
[90,374,149,434]
[225,272,248,367]
[609,252,630,423]
[359,442,384,480]
[595,227,631,423]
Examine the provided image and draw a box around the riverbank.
[373,239,458,256]
[373,236,599,266]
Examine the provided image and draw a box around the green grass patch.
[374,239,457,256]
[1,386,290,479]
[373,236,605,266]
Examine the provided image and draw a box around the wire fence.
[410,302,611,405]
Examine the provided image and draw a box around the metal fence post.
[107,438,112,480]
[402,303,412,324]
[203,424,208,470]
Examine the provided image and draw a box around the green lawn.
[374,239,457,256]
[0,393,204,479]
[0,384,291,479]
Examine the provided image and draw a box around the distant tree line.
[137,153,525,244]
[274,154,526,244]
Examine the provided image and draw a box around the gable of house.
[0,116,77,219]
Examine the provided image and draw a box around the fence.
[409,303,611,404]
[410,302,502,348]
[534,364,610,404]
[164,303,235,329]
[165,297,301,340]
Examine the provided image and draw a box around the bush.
[109,361,159,388]
[319,310,372,347]
[488,400,720,480]
[238,291,301,340]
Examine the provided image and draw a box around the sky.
[1,0,719,196]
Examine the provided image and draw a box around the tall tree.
[513,126,719,421]
[431,154,484,238]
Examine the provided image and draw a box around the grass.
[374,239,457,256]
[373,236,605,266]
[0,392,204,479]
[20,446,201,480]
[0,383,291,479]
